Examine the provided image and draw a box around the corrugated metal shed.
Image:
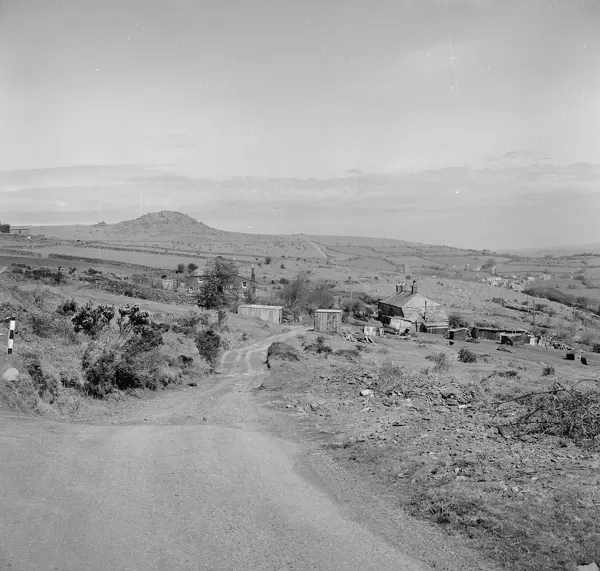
[238,304,283,325]
[314,309,342,333]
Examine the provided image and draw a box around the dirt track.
[0,330,447,571]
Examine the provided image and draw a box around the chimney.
[395,283,405,294]
[251,264,256,282]
[411,280,418,294]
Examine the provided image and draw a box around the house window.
[242,281,247,289]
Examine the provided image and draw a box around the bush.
[542,364,556,376]
[171,310,205,336]
[458,348,477,363]
[266,342,300,366]
[376,361,405,395]
[425,352,450,372]
[448,312,470,329]
[57,298,78,316]
[21,352,60,402]
[195,329,222,368]
[72,302,115,337]
[334,349,360,361]
[303,335,332,355]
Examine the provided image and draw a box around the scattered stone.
[577,563,599,571]
[309,402,320,411]
[187,382,197,387]
[360,389,374,397]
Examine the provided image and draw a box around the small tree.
[482,258,496,271]
[0,222,10,234]
[195,329,221,368]
[265,256,272,265]
[187,263,198,273]
[196,256,239,309]
[177,263,185,274]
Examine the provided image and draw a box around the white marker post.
[7,315,15,356]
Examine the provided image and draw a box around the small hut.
[238,304,283,325]
[447,328,468,341]
[500,333,525,346]
[314,309,342,333]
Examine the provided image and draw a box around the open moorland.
[2,211,600,571]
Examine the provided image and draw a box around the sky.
[1,0,599,250]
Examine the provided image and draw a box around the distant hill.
[32,211,224,242]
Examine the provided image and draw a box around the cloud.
[2,157,599,249]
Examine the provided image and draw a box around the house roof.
[238,304,283,310]
[380,291,439,308]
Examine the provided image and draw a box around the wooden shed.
[238,304,283,325]
[420,322,449,335]
[500,333,526,345]
[447,328,468,341]
[314,309,342,333]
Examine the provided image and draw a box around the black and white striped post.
[7,315,15,356]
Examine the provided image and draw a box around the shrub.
[266,342,300,366]
[171,311,205,336]
[116,304,149,335]
[448,312,470,329]
[376,361,405,395]
[72,302,115,337]
[458,347,477,363]
[334,348,360,361]
[21,352,60,402]
[303,335,332,355]
[265,256,272,265]
[57,298,78,316]
[195,329,222,368]
[216,309,228,331]
[425,352,450,372]
[279,278,289,285]
[542,364,556,376]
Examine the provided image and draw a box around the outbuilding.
[238,304,283,325]
[447,328,468,341]
[314,309,342,333]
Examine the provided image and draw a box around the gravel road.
[0,330,437,571]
